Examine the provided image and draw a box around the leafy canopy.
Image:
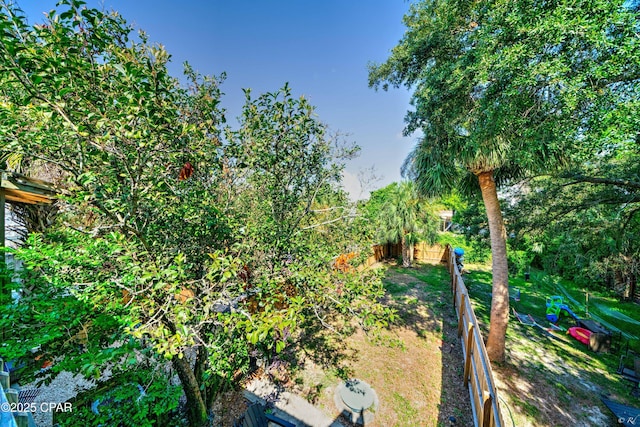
[0,1,392,425]
[370,0,640,194]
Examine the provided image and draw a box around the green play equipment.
[545,295,579,323]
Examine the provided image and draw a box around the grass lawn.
[464,263,640,426]
[235,261,639,426]
[287,261,474,426]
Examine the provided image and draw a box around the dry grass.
[220,261,640,427]
[288,262,473,427]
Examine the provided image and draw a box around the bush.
[507,249,533,276]
[437,232,490,263]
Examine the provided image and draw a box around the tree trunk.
[173,354,208,427]
[401,234,411,267]
[477,171,509,362]
[409,241,415,264]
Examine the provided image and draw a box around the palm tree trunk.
[401,234,411,267]
[477,171,509,362]
[410,242,414,264]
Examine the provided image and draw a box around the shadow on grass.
[275,319,360,393]
[384,262,474,426]
[464,267,637,426]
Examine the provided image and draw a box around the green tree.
[0,2,231,424]
[508,142,640,297]
[0,2,390,426]
[369,181,438,267]
[225,84,360,263]
[369,0,640,361]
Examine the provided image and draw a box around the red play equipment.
[567,326,592,345]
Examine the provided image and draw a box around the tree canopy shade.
[369,0,640,361]
[0,2,392,426]
[507,140,640,300]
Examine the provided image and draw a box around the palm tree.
[402,137,520,361]
[371,0,639,362]
[366,0,640,360]
[377,181,436,268]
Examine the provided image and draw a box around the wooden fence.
[363,242,448,267]
[446,246,505,427]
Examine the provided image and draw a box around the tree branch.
[561,174,640,190]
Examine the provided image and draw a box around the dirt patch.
[491,320,619,426]
[219,262,633,427]
[211,388,249,427]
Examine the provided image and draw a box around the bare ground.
[214,263,474,426]
[248,264,473,427]
[490,323,622,427]
[216,262,636,426]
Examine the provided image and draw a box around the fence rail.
[363,242,448,267]
[445,246,504,427]
[0,359,21,427]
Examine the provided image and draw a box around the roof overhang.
[1,170,57,204]
[438,210,454,219]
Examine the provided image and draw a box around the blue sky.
[19,1,417,199]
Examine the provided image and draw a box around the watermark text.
[1,401,73,413]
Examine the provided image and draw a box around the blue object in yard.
[545,295,580,323]
[453,247,464,256]
[546,306,560,323]
[562,306,579,320]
